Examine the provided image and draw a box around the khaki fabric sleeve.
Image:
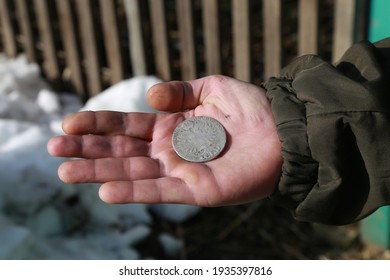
[262,38,390,225]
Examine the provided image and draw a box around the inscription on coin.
[172,116,226,162]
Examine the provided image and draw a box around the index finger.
[62,111,156,140]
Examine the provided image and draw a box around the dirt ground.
[137,200,390,260]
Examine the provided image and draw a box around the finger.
[147,77,212,112]
[58,157,160,184]
[48,135,149,159]
[62,111,156,139]
[98,178,196,205]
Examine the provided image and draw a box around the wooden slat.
[100,0,124,84]
[354,0,369,42]
[75,0,102,96]
[263,0,281,78]
[0,0,18,57]
[149,0,171,81]
[0,0,363,101]
[202,0,221,75]
[56,0,85,97]
[15,0,36,62]
[176,0,196,80]
[332,0,356,62]
[124,0,147,76]
[298,0,318,56]
[34,0,60,81]
[232,0,250,81]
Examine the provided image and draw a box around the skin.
[47,75,283,207]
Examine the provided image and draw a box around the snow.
[159,233,184,257]
[0,54,201,259]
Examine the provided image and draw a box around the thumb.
[147,79,207,112]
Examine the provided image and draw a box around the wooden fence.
[0,0,368,99]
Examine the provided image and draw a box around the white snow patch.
[0,54,201,259]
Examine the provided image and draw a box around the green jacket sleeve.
[262,38,390,225]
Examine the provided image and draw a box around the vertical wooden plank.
[149,0,171,81]
[263,0,281,78]
[100,0,124,84]
[75,0,102,96]
[124,0,147,76]
[298,0,318,56]
[15,0,36,62]
[332,0,356,62]
[34,0,60,81]
[0,0,18,57]
[354,0,369,42]
[176,0,196,80]
[202,0,221,75]
[232,0,250,81]
[56,0,85,97]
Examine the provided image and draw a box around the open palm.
[48,75,282,206]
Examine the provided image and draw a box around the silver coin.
[172,116,227,162]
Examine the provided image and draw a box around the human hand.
[47,75,282,206]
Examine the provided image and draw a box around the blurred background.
[1,0,371,98]
[1,0,390,259]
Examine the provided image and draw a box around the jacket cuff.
[262,72,318,209]
[262,40,390,225]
